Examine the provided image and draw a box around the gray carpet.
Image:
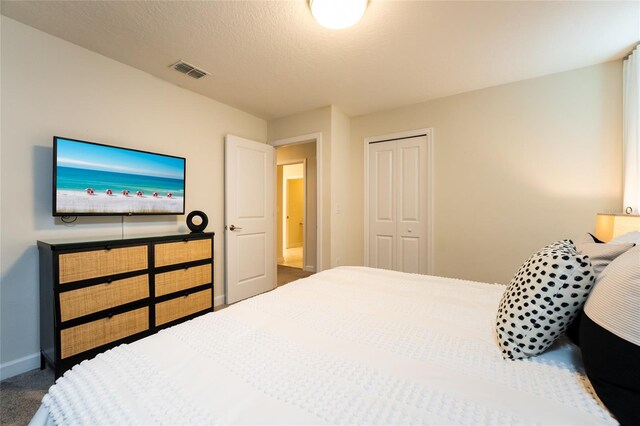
[277,264,313,286]
[0,267,312,424]
[0,367,54,425]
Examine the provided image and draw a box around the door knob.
[229,224,243,231]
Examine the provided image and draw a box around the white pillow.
[495,240,595,360]
[609,231,640,245]
[584,245,640,346]
[575,238,635,276]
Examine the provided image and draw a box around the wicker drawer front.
[155,265,211,297]
[59,275,149,322]
[60,307,149,359]
[155,289,212,326]
[58,246,148,284]
[154,239,211,268]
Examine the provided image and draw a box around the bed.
[31,266,616,425]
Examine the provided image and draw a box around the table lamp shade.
[595,213,640,242]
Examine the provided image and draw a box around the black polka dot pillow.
[495,240,595,360]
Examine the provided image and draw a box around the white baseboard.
[214,294,226,307]
[0,352,40,381]
[303,265,316,273]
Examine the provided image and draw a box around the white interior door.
[396,137,428,274]
[368,134,430,274]
[368,141,397,270]
[225,135,275,304]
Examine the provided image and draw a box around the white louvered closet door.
[368,134,430,274]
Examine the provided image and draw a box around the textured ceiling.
[1,1,639,120]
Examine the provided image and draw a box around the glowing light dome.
[310,0,368,30]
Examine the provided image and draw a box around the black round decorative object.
[186,210,208,233]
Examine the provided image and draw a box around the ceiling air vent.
[170,60,209,80]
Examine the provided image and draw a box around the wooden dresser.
[38,232,214,377]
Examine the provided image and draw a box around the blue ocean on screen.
[56,166,184,196]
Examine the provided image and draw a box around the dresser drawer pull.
[108,313,114,319]
[104,246,112,251]
[184,265,189,270]
[106,278,113,284]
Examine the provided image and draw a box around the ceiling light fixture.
[310,0,368,30]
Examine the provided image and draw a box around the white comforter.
[37,267,615,425]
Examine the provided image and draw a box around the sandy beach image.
[56,190,184,214]
[54,137,186,215]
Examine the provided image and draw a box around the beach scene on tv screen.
[55,138,184,214]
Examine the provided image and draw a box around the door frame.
[279,159,307,268]
[271,133,323,272]
[364,128,434,274]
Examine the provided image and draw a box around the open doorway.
[280,163,304,268]
[275,139,319,286]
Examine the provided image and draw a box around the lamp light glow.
[310,0,368,30]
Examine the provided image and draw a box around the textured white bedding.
[35,266,615,425]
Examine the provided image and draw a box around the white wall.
[0,17,267,378]
[0,16,626,380]
[268,105,355,270]
[268,107,332,270]
[330,107,351,267]
[347,62,623,284]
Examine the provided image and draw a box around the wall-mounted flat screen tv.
[53,136,186,216]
